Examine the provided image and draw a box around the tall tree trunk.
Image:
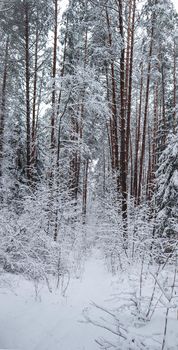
[56,13,68,119]
[31,26,39,183]
[0,36,9,177]
[125,0,132,110]
[161,60,166,147]
[105,65,113,166]
[106,8,119,187]
[51,0,59,240]
[149,81,158,197]
[51,0,58,151]
[82,158,89,222]
[24,0,31,183]
[69,25,88,203]
[146,125,152,201]
[173,39,176,132]
[56,16,69,174]
[137,19,154,205]
[118,0,127,231]
[133,62,143,202]
[125,0,136,169]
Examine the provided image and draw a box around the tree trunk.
[118,0,127,231]
[24,1,31,183]
[125,0,136,169]
[82,158,89,222]
[133,62,143,202]
[51,0,58,150]
[0,36,9,177]
[31,26,39,183]
[106,8,119,187]
[137,19,154,205]
[161,60,166,147]
[173,39,176,132]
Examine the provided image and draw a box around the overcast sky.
[172,0,178,12]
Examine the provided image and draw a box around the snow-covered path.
[0,251,113,350]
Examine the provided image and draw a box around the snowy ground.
[0,251,114,350]
[0,250,178,350]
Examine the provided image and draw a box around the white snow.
[0,251,113,350]
[0,251,178,350]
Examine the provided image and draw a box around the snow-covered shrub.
[84,258,178,350]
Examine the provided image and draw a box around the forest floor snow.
[0,250,114,350]
[0,250,178,350]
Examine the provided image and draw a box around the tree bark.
[106,8,119,185]
[137,18,154,205]
[125,0,136,169]
[133,62,143,202]
[31,26,39,182]
[118,0,127,230]
[173,39,176,132]
[82,159,89,222]
[51,0,58,150]
[24,0,31,183]
[0,36,9,177]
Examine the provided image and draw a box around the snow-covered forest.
[0,0,178,349]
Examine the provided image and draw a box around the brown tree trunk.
[137,19,154,205]
[125,0,136,169]
[106,8,119,187]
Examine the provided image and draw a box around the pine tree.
[153,132,178,257]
